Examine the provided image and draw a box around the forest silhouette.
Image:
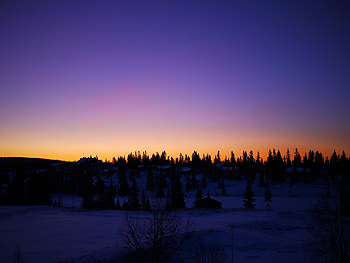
[0,148,349,209]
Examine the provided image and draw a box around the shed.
[194,196,222,209]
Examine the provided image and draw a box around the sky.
[1,0,350,161]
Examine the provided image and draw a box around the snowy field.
[0,179,326,263]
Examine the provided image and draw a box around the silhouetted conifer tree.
[248,150,255,176]
[191,150,201,168]
[308,150,315,167]
[329,150,339,176]
[145,196,151,211]
[221,184,227,196]
[340,151,350,177]
[266,149,285,182]
[160,151,167,165]
[230,151,236,167]
[314,151,324,175]
[151,152,160,165]
[264,186,272,207]
[97,188,115,210]
[285,148,292,167]
[255,151,262,173]
[127,179,140,211]
[214,151,221,164]
[196,186,203,201]
[293,148,302,168]
[118,168,129,197]
[116,198,121,210]
[243,179,256,209]
[170,173,185,210]
[241,150,248,176]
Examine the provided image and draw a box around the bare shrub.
[304,189,350,262]
[118,199,195,263]
[191,239,228,263]
[13,244,24,263]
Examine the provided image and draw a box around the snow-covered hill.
[0,178,327,263]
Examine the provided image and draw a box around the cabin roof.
[193,196,222,205]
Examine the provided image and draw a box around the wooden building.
[193,196,222,209]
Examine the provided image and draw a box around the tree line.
[0,148,349,209]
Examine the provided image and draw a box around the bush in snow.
[118,199,195,263]
[304,185,350,263]
[191,239,228,263]
[13,244,24,263]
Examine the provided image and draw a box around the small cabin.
[194,196,222,209]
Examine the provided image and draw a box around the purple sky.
[1,0,349,161]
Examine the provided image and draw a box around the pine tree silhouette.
[243,179,256,209]
[141,189,151,211]
[196,185,203,201]
[264,186,272,207]
[116,198,121,210]
[127,179,140,211]
[118,168,129,197]
[170,173,185,210]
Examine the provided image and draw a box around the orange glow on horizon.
[1,145,349,163]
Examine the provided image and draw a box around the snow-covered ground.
[0,179,326,263]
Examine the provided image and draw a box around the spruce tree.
[144,196,151,211]
[118,168,129,197]
[196,185,203,201]
[221,184,227,196]
[81,172,94,209]
[128,179,140,211]
[170,173,186,210]
[116,198,121,210]
[140,190,151,211]
[264,186,272,207]
[243,179,256,209]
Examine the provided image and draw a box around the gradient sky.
[1,0,350,161]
